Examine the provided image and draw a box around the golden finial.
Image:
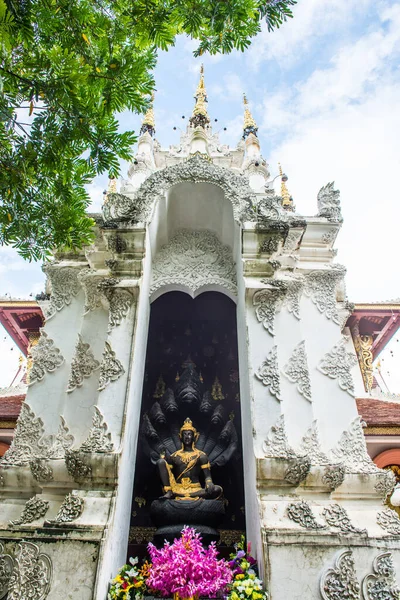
[211,376,225,402]
[108,178,117,194]
[243,93,258,138]
[190,64,210,127]
[279,163,294,211]
[175,371,180,382]
[140,92,155,135]
[153,374,166,398]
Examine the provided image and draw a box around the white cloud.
[263,4,400,300]
[247,0,374,69]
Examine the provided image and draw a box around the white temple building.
[0,67,400,600]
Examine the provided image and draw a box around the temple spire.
[279,163,294,211]
[242,94,258,139]
[189,65,210,128]
[140,93,156,137]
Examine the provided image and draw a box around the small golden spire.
[107,178,117,194]
[279,163,294,211]
[211,376,225,402]
[243,93,258,138]
[153,374,166,398]
[140,92,155,136]
[190,64,210,127]
[102,177,117,205]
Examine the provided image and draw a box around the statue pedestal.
[150,498,225,546]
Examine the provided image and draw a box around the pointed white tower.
[188,65,210,156]
[241,94,269,190]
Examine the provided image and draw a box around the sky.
[1,0,400,387]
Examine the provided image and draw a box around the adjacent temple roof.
[0,300,43,355]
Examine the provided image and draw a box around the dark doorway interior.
[128,291,245,559]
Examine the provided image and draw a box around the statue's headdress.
[179,418,199,443]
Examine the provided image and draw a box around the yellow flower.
[114,575,123,584]
[253,593,263,599]
[236,574,245,580]
[245,588,253,596]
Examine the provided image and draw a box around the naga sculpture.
[141,358,238,545]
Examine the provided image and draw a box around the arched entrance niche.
[147,180,240,263]
[128,291,245,558]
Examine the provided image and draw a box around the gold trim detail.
[0,421,17,429]
[364,427,400,435]
[243,94,257,130]
[192,64,209,120]
[279,163,293,210]
[351,321,373,392]
[142,92,155,128]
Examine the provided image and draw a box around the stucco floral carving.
[321,228,338,245]
[66,334,100,393]
[362,552,400,600]
[77,269,104,313]
[52,493,84,524]
[320,550,360,600]
[28,331,64,386]
[322,504,367,535]
[332,417,380,474]
[253,287,285,335]
[98,341,125,391]
[377,509,400,535]
[65,450,92,482]
[0,542,14,599]
[283,229,303,253]
[304,266,346,325]
[299,421,329,465]
[282,340,312,402]
[42,263,82,320]
[318,337,357,396]
[263,415,295,459]
[279,278,304,320]
[150,229,237,297]
[322,464,346,490]
[48,416,75,459]
[80,406,114,453]
[107,288,134,331]
[284,456,311,485]
[317,182,343,223]
[287,500,326,529]
[1,404,45,466]
[375,470,396,502]
[10,496,49,526]
[255,346,281,401]
[103,154,256,224]
[8,541,52,600]
[29,459,53,483]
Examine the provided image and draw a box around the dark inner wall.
[128,291,245,557]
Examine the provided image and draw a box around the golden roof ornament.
[189,64,210,128]
[279,163,294,211]
[140,92,155,136]
[243,93,258,139]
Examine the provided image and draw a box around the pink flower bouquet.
[147,527,232,598]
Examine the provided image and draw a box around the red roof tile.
[0,394,25,420]
[356,397,400,426]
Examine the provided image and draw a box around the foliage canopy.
[0,0,296,260]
